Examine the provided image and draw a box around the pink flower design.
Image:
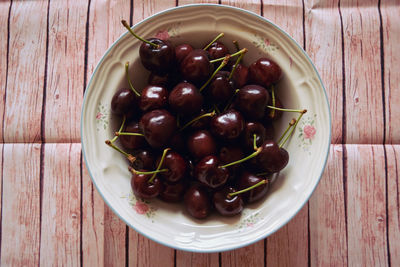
[96,112,103,119]
[247,222,254,227]
[134,201,149,214]
[155,30,170,41]
[264,38,270,46]
[303,125,316,139]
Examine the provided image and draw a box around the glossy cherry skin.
[139,85,168,112]
[210,109,245,140]
[159,180,187,202]
[219,145,244,173]
[242,122,266,151]
[111,88,138,116]
[207,41,229,60]
[175,43,193,64]
[256,140,289,173]
[158,151,187,183]
[207,71,235,103]
[184,184,211,219]
[120,121,146,150]
[194,155,230,189]
[248,58,282,88]
[139,109,177,149]
[264,95,284,122]
[169,82,203,116]
[213,186,243,216]
[131,172,162,199]
[180,49,212,84]
[132,150,155,170]
[147,73,169,89]
[139,38,175,75]
[189,109,212,130]
[234,85,269,120]
[187,130,217,160]
[237,172,269,203]
[231,63,249,88]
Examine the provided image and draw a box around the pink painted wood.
[176,251,219,267]
[221,240,264,267]
[3,1,48,143]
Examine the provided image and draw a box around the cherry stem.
[199,55,230,92]
[210,48,248,63]
[115,132,144,137]
[214,104,221,114]
[277,118,297,145]
[233,40,240,51]
[279,110,307,148]
[222,89,239,112]
[270,85,276,117]
[253,134,258,151]
[121,20,159,48]
[129,167,169,175]
[125,62,141,97]
[256,172,270,176]
[148,148,170,183]
[203,33,224,50]
[220,135,261,168]
[105,140,135,163]
[179,111,216,131]
[267,105,306,114]
[228,179,268,198]
[110,116,127,143]
[228,52,244,81]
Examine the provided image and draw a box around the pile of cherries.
[106,20,306,219]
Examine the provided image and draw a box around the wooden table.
[1,0,399,266]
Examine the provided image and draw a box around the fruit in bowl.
[81,4,331,252]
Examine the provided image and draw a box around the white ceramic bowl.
[81,4,331,252]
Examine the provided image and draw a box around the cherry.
[248,58,282,88]
[265,95,284,122]
[132,150,155,170]
[184,184,211,219]
[159,180,188,202]
[231,63,248,88]
[139,85,168,112]
[187,130,216,159]
[119,121,146,150]
[242,122,266,151]
[194,155,230,189]
[148,72,169,88]
[180,49,212,84]
[234,85,269,120]
[219,145,244,166]
[237,172,269,203]
[213,186,243,216]
[139,109,177,149]
[210,109,244,140]
[188,109,212,130]
[207,71,235,103]
[175,43,193,64]
[169,82,203,116]
[207,41,230,60]
[169,131,186,152]
[255,140,289,173]
[130,172,163,199]
[111,88,138,116]
[158,150,187,183]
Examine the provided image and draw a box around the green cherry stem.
[267,105,306,114]
[179,111,216,131]
[280,110,307,148]
[148,148,171,183]
[222,89,239,112]
[110,115,127,143]
[129,167,169,175]
[213,104,221,114]
[253,134,258,151]
[115,132,144,137]
[277,118,297,145]
[199,55,230,92]
[228,51,245,81]
[125,62,141,97]
[203,33,224,50]
[219,135,261,169]
[121,20,159,49]
[233,40,240,52]
[105,140,135,163]
[228,179,268,198]
[270,85,276,118]
[210,48,248,63]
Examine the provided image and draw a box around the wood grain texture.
[221,240,264,267]
[179,0,218,4]
[44,0,88,143]
[386,145,400,265]
[221,0,261,13]
[0,144,40,266]
[3,0,48,143]
[305,0,343,144]
[0,1,11,142]
[340,0,384,144]
[381,0,400,143]
[346,145,388,266]
[39,144,81,267]
[131,0,177,25]
[176,250,219,267]
[309,145,347,266]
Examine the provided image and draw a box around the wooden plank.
[3,0,48,143]
[44,0,88,143]
[176,250,219,267]
[221,240,264,267]
[304,0,343,144]
[179,0,218,4]
[0,1,11,142]
[381,0,400,143]
[221,0,261,15]
[346,145,388,266]
[39,144,81,266]
[340,0,383,144]
[0,144,40,266]
[386,145,400,265]
[131,0,177,25]
[309,145,347,266]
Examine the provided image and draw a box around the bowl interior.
[82,4,331,252]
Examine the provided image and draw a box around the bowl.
[81,4,331,252]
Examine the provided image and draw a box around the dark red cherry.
[184,184,211,219]
[158,151,187,183]
[235,85,269,120]
[111,88,139,116]
[180,49,212,84]
[159,180,188,202]
[231,63,249,88]
[207,71,235,103]
[120,121,146,150]
[265,95,284,122]
[194,155,229,189]
[139,109,177,149]
[219,145,244,173]
[256,140,289,173]
[210,109,245,140]
[169,82,203,116]
[169,131,185,153]
[131,172,162,199]
[189,109,212,130]
[248,58,282,87]
[213,186,243,216]
[139,85,168,112]
[139,38,175,75]
[207,41,229,60]
[148,72,169,88]
[175,43,193,64]
[132,150,155,170]
[187,130,216,160]
[242,122,266,151]
[237,172,269,203]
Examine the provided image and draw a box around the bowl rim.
[81,3,332,253]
